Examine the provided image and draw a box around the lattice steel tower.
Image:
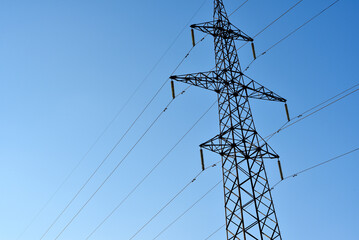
[170,1,285,239]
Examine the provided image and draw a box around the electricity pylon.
[170,1,285,239]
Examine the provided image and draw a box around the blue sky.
[0,0,358,239]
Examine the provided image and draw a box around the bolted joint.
[169,75,177,79]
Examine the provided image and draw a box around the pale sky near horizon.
[0,0,358,239]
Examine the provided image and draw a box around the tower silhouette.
[170,1,285,239]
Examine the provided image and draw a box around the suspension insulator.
[251,42,257,60]
[191,29,196,47]
[277,160,284,180]
[171,81,176,99]
[284,103,290,122]
[200,149,205,171]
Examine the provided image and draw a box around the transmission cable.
[50,0,322,238]
[118,84,358,240]
[151,180,222,240]
[204,0,305,74]
[244,0,340,72]
[84,101,217,239]
[79,3,252,238]
[229,0,250,17]
[204,224,225,240]
[51,85,197,239]
[152,181,256,240]
[238,0,304,51]
[196,147,359,240]
[271,147,359,190]
[142,1,346,238]
[39,84,186,240]
[38,1,250,237]
[143,89,359,239]
[264,83,359,141]
[37,14,212,240]
[126,2,345,238]
[131,1,348,239]
[127,157,222,240]
[18,2,208,240]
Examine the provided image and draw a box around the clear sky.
[0,0,358,240]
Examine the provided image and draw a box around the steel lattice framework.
[170,1,285,240]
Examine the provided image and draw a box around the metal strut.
[170,1,284,240]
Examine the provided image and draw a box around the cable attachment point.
[277,160,284,180]
[171,81,176,99]
[200,148,205,171]
[284,103,291,122]
[191,29,196,47]
[251,41,257,60]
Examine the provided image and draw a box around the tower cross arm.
[191,21,253,41]
[170,70,221,92]
[241,74,287,103]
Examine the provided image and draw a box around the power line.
[44,1,344,237]
[204,224,225,240]
[37,1,250,238]
[264,83,359,141]
[172,0,287,237]
[38,13,209,240]
[86,83,357,240]
[238,0,304,51]
[143,85,359,239]
[128,160,221,240]
[152,182,257,240]
[40,89,174,239]
[130,1,347,239]
[19,2,208,240]
[253,0,304,38]
[123,1,347,239]
[200,147,359,240]
[84,101,217,239]
[166,0,252,93]
[271,147,359,190]
[52,87,193,240]
[245,0,340,72]
[281,89,358,131]
[120,5,256,240]
[125,2,345,239]
[229,0,250,17]
[164,142,359,240]
[151,181,222,240]
[77,2,253,238]
[46,33,208,237]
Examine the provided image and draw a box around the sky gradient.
[0,0,358,239]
